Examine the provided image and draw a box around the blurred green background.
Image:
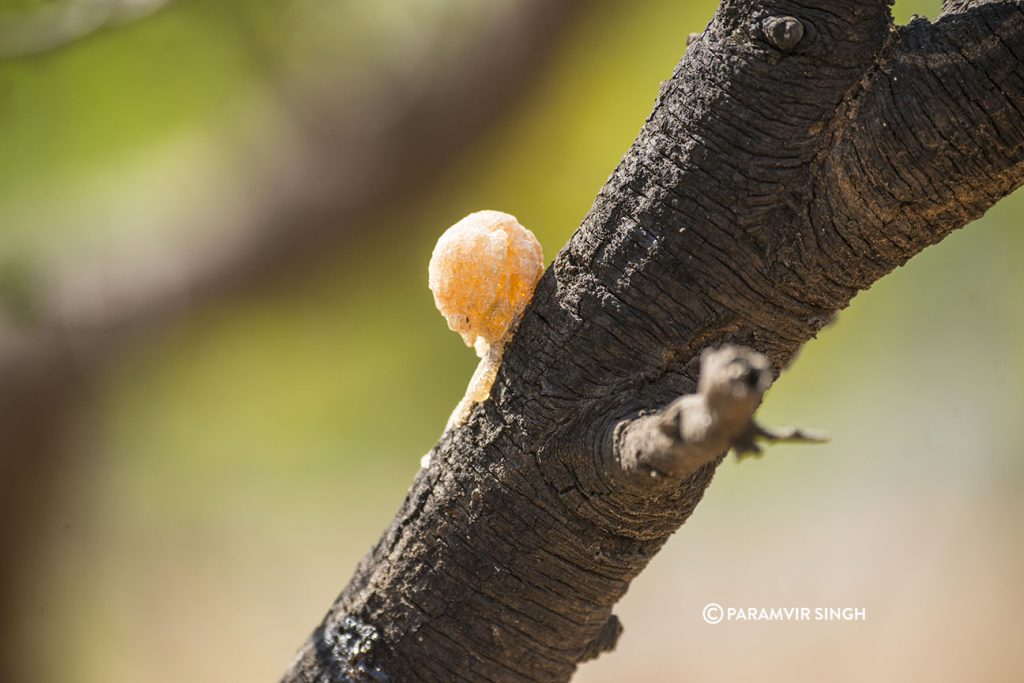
[2,0,1022,681]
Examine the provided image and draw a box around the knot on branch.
[762,15,805,51]
[614,346,826,484]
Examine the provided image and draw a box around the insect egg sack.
[428,210,544,349]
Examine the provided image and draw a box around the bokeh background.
[1,0,1022,681]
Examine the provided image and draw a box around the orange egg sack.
[428,210,544,354]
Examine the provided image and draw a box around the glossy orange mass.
[428,210,544,352]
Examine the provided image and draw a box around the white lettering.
[710,604,866,623]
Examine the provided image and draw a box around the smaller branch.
[614,346,826,484]
[832,2,1024,244]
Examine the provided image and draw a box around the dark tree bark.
[283,0,1024,681]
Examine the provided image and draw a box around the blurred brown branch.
[0,0,174,58]
[0,1,588,680]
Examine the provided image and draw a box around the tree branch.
[612,345,823,486]
[283,0,1024,680]
[810,0,1024,293]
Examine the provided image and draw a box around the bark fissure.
[283,1,1024,681]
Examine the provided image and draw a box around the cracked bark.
[283,1,1024,681]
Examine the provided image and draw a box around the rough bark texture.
[284,0,1024,681]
